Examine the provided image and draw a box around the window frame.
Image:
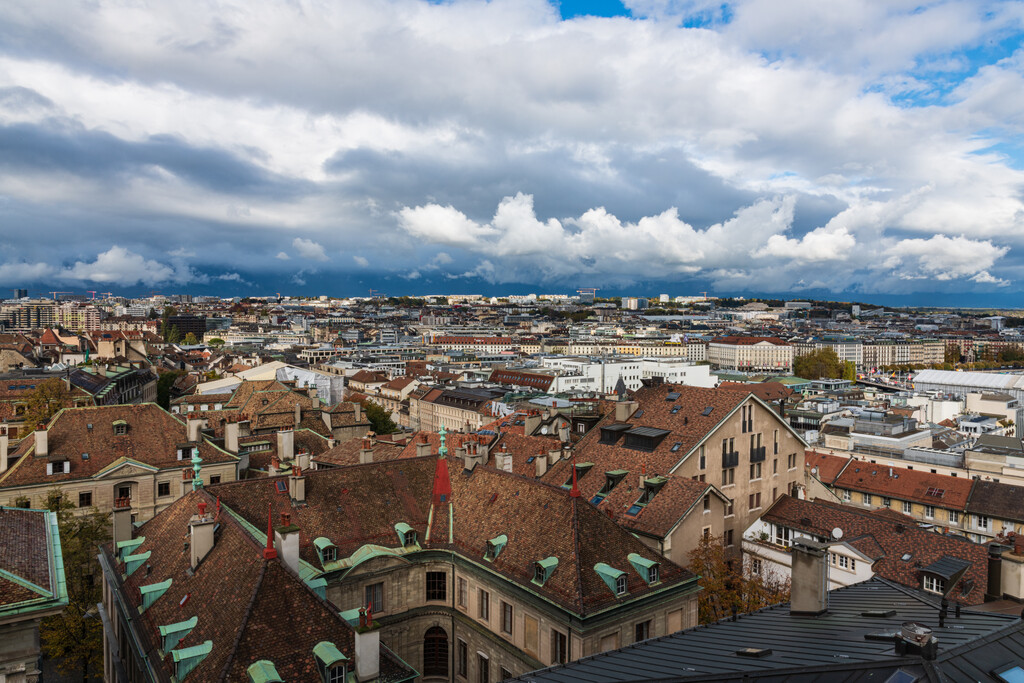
[478,588,490,621]
[501,601,513,635]
[426,571,447,602]
[365,582,384,613]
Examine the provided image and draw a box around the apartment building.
[707,336,793,373]
[552,384,806,564]
[862,340,943,368]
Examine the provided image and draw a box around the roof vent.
[735,647,772,658]
[861,609,896,618]
[701,406,713,416]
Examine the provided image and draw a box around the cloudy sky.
[1,0,1023,302]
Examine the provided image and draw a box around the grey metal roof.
[625,426,671,438]
[921,556,973,581]
[514,578,1024,683]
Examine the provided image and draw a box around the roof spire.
[438,424,448,458]
[569,451,581,498]
[263,503,277,560]
[190,446,203,491]
[432,424,452,505]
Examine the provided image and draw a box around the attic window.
[484,534,508,561]
[395,522,418,548]
[634,409,644,418]
[274,481,287,493]
[594,563,628,596]
[671,405,681,414]
[925,487,945,498]
[901,553,912,561]
[314,537,338,566]
[562,463,593,488]
[533,556,558,586]
[46,460,69,475]
[312,641,348,683]
[247,661,283,683]
[670,442,682,452]
[590,470,627,506]
[666,392,680,401]
[628,552,661,585]
[112,420,128,436]
[701,406,714,416]
[615,575,628,595]
[628,476,666,514]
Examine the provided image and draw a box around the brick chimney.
[224,420,240,454]
[615,400,639,422]
[274,511,301,574]
[495,443,513,472]
[189,501,216,569]
[277,428,295,462]
[34,424,48,457]
[187,416,204,443]
[476,435,490,462]
[535,451,548,477]
[790,539,829,616]
[113,495,133,545]
[359,437,374,464]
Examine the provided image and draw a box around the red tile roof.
[833,460,973,509]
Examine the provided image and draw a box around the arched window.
[423,627,448,678]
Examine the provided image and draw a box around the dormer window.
[313,537,338,567]
[533,556,558,586]
[594,563,628,596]
[561,462,593,489]
[395,522,419,548]
[113,420,128,435]
[626,477,666,515]
[616,575,628,595]
[177,447,191,460]
[313,641,348,683]
[46,460,70,475]
[484,534,508,562]
[590,470,627,506]
[628,553,661,585]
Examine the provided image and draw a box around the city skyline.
[1,0,1023,303]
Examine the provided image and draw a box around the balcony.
[722,451,740,468]
[750,446,767,463]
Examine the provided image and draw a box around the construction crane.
[48,291,72,300]
[100,292,114,299]
[87,290,97,300]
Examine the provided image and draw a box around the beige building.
[0,404,239,521]
[707,336,793,373]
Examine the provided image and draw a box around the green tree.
[360,398,398,434]
[207,337,226,347]
[793,348,844,380]
[156,370,186,409]
[687,533,790,624]
[159,305,178,341]
[182,332,198,345]
[166,325,182,344]
[22,377,72,429]
[842,360,856,381]
[40,487,110,681]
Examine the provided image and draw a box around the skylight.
[666,392,681,401]
[925,487,945,498]
[701,406,713,416]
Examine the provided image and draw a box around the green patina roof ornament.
[191,446,203,491]
[438,423,448,457]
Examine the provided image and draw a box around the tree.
[182,332,198,345]
[687,533,790,624]
[159,305,178,340]
[40,487,110,681]
[22,377,72,429]
[793,348,843,380]
[361,398,398,434]
[841,360,856,381]
[156,370,186,409]
[207,337,226,347]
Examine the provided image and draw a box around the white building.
[538,356,715,393]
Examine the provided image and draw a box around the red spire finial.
[569,451,581,498]
[263,503,278,560]
[216,496,221,514]
[432,454,452,506]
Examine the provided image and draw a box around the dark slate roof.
[921,555,973,581]
[967,479,1024,524]
[513,578,1024,683]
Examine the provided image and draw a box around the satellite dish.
[832,527,843,540]
[541,426,549,434]
[811,467,818,475]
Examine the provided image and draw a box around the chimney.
[297,451,310,471]
[548,449,562,466]
[894,622,938,660]
[477,436,490,462]
[524,411,542,436]
[289,466,306,503]
[0,426,8,474]
[187,417,204,443]
[495,444,513,472]
[615,400,639,422]
[548,405,558,418]
[558,422,569,443]
[353,615,381,681]
[189,500,216,569]
[353,402,362,423]
[463,443,479,472]
[277,429,295,462]
[359,438,374,464]
[34,424,48,457]
[274,511,301,574]
[308,386,318,401]
[416,433,432,458]
[326,437,337,450]
[294,402,302,426]
[225,420,240,454]
[790,539,829,616]
[535,451,548,477]
[269,455,280,476]
[987,543,1006,601]
[113,496,134,545]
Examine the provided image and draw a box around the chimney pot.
[281,511,290,527]
[198,501,207,516]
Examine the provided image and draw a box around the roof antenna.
[263,503,277,560]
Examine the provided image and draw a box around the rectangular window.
[634,620,651,643]
[902,500,912,514]
[426,571,446,601]
[118,485,131,500]
[773,458,778,474]
[210,475,221,485]
[883,497,891,508]
[725,501,734,517]
[838,555,849,569]
[551,630,568,665]
[501,601,513,635]
[501,668,512,681]
[457,639,468,678]
[748,492,761,510]
[478,654,489,683]
[751,558,762,575]
[949,510,959,525]
[457,577,468,609]
[158,481,170,497]
[977,514,990,530]
[924,505,935,519]
[78,491,92,508]
[722,468,735,486]
[863,493,872,505]
[699,445,706,470]
[749,462,761,481]
[724,529,734,547]
[774,525,791,548]
[365,582,384,612]
[703,494,710,512]
[788,453,797,469]
[842,489,851,502]
[923,576,945,594]
[774,429,779,455]
[478,589,490,621]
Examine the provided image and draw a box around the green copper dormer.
[247,660,284,683]
[172,640,212,680]
[139,578,172,613]
[594,562,628,596]
[561,462,594,489]
[116,537,145,561]
[313,537,338,566]
[590,470,628,506]
[484,534,508,561]
[532,556,558,586]
[625,476,668,516]
[627,553,661,585]
[313,641,348,683]
[394,522,418,547]
[122,550,151,578]
[159,616,197,652]
[306,576,328,600]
